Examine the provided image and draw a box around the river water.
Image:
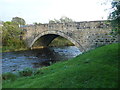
[2,46,81,73]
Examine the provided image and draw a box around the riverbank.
[3,43,119,88]
[2,36,74,52]
[2,46,29,52]
[49,36,74,46]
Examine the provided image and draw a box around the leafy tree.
[33,22,42,25]
[60,16,73,23]
[2,21,25,48]
[12,17,26,25]
[54,19,60,23]
[49,16,73,24]
[109,0,120,34]
[49,20,56,24]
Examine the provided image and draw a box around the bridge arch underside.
[30,31,85,52]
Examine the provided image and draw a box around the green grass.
[3,43,119,88]
[2,46,28,52]
[49,36,74,46]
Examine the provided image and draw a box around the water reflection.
[2,46,81,73]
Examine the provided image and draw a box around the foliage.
[12,17,26,25]
[49,36,74,46]
[2,21,26,51]
[49,20,56,24]
[3,43,119,88]
[33,22,42,25]
[18,68,43,77]
[60,16,73,23]
[109,0,120,34]
[18,68,34,77]
[2,72,17,81]
[49,16,73,23]
[2,68,43,81]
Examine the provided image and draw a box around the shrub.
[18,68,34,77]
[2,68,44,81]
[2,72,17,81]
[33,69,44,75]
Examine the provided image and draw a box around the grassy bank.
[3,43,119,88]
[2,36,74,52]
[49,36,74,46]
[2,39,28,52]
[2,46,28,52]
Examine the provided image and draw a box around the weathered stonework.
[21,20,119,52]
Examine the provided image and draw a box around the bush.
[2,72,17,81]
[2,68,44,81]
[18,68,34,77]
[18,68,44,77]
[33,69,44,75]
[2,21,26,51]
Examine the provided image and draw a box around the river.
[2,46,82,73]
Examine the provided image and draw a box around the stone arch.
[30,30,85,52]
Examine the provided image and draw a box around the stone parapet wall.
[21,20,118,52]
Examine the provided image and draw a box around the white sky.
[0,0,112,24]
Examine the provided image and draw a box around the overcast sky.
[0,0,112,24]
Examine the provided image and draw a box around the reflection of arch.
[30,30,85,52]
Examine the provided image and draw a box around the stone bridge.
[21,20,118,52]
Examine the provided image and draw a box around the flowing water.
[2,46,82,73]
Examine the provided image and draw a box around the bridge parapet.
[22,20,111,32]
[21,20,118,52]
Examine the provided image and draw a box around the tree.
[109,0,120,34]
[49,16,73,24]
[2,21,24,47]
[33,22,42,25]
[60,16,73,23]
[12,17,26,25]
[49,20,56,24]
